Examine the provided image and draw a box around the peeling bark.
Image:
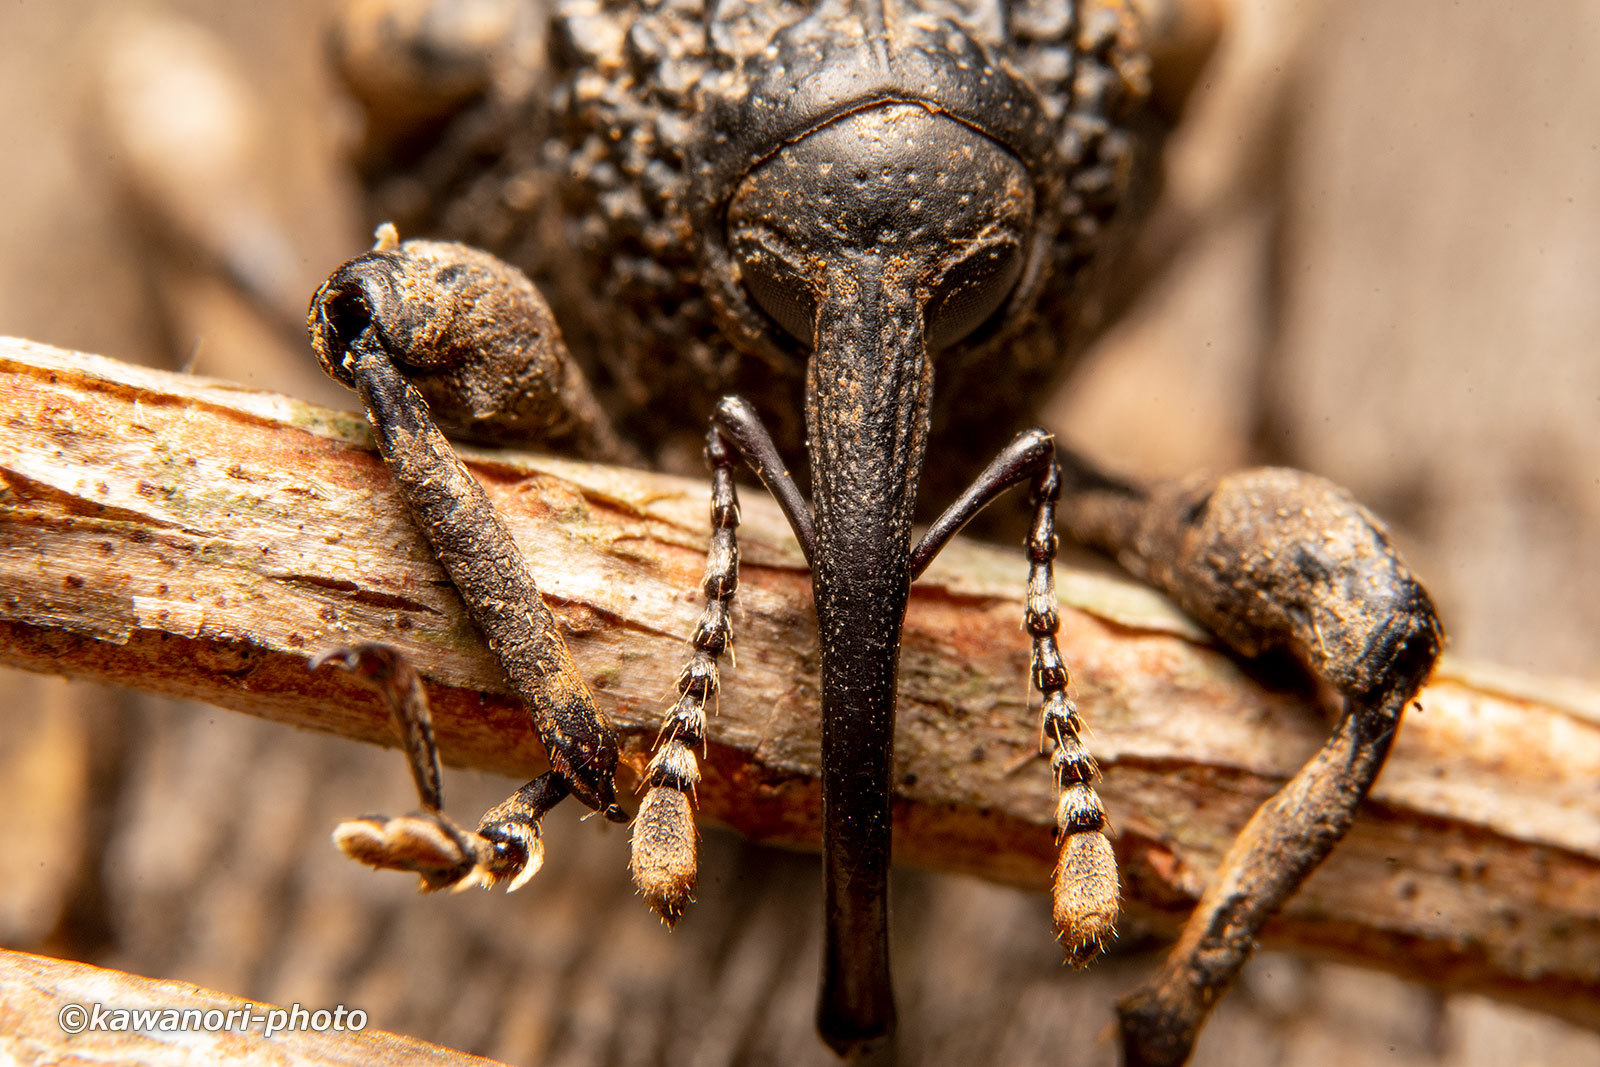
[1,337,1597,1027]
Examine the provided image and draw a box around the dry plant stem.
[0,948,502,1066]
[2,339,1599,1028]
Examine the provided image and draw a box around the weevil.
[303,1,1444,1063]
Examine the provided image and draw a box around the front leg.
[319,645,567,893]
[1056,453,1443,1067]
[307,231,628,891]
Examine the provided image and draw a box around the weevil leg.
[317,644,570,892]
[912,430,1119,966]
[310,229,633,460]
[314,644,447,813]
[630,395,812,926]
[309,235,630,896]
[1052,450,1443,1067]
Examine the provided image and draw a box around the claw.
[333,810,483,892]
[333,805,549,894]
[485,820,546,893]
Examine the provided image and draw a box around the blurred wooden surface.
[0,948,502,1065]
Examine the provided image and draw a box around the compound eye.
[733,230,819,348]
[923,233,1026,352]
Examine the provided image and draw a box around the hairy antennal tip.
[630,787,699,928]
[1052,831,1120,967]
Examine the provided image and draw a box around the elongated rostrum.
[307,2,1443,1064]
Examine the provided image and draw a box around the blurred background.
[1,0,1597,1063]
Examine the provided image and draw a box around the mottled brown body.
[340,0,1150,494]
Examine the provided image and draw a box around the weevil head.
[710,101,1049,579]
[726,102,1035,356]
[684,15,1075,570]
[684,12,1153,516]
[689,14,1069,366]
[672,12,1149,1050]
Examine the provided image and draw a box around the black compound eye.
[923,235,1027,352]
[733,231,819,348]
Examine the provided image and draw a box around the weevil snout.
[726,102,1036,353]
[716,98,1046,1057]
